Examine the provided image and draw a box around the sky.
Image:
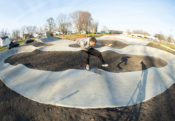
[0,0,175,38]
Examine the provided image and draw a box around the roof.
[1,36,9,40]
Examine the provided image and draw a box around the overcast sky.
[0,0,175,37]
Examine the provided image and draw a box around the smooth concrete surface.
[0,35,175,109]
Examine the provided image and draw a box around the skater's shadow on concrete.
[117,56,130,70]
[58,90,80,102]
[114,61,148,121]
[127,61,148,104]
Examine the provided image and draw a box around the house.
[144,36,158,41]
[55,31,62,35]
[37,33,46,38]
[23,34,34,40]
[0,36,11,47]
[101,30,123,34]
[109,30,123,34]
[67,31,72,35]
[33,34,39,38]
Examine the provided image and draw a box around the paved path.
[98,35,149,45]
[0,36,175,108]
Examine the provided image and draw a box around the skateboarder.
[77,37,111,71]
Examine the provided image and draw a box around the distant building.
[33,34,39,38]
[23,34,34,40]
[67,31,72,35]
[0,36,11,47]
[144,36,158,41]
[37,32,46,38]
[55,31,62,35]
[100,30,106,33]
[131,34,144,38]
[109,30,123,34]
[101,30,123,34]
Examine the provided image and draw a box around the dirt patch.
[147,42,175,55]
[5,49,167,73]
[69,40,128,49]
[0,79,175,121]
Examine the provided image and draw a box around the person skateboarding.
[77,37,111,71]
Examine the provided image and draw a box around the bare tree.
[71,11,92,33]
[57,14,72,34]
[90,21,98,34]
[167,35,174,43]
[21,26,27,35]
[44,24,49,32]
[132,30,150,36]
[81,11,92,33]
[38,26,45,34]
[25,26,37,35]
[21,26,37,39]
[0,29,9,37]
[71,11,83,33]
[101,26,109,33]
[127,30,132,35]
[46,17,56,33]
[11,30,21,41]
[154,33,166,41]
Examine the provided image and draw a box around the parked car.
[8,41,19,49]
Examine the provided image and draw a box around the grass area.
[128,35,175,51]
[147,40,175,51]
[161,47,175,53]
[159,42,175,50]
[148,42,175,55]
[0,46,8,52]
[0,40,26,53]
[56,33,107,40]
[17,40,25,45]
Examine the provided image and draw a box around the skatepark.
[0,35,175,120]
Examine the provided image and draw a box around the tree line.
[0,10,174,44]
[0,11,98,41]
[128,30,175,43]
[47,11,98,34]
